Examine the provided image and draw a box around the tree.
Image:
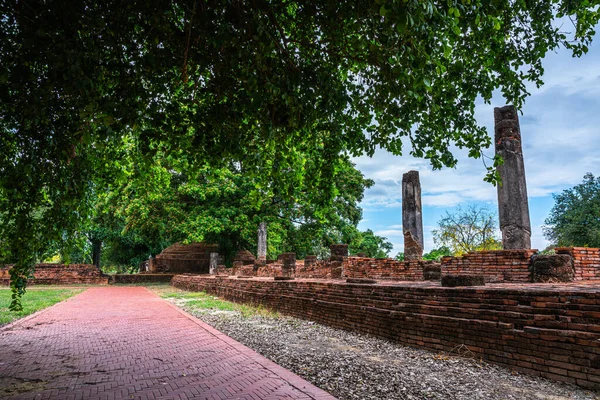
[544,173,600,248]
[1,1,599,308]
[433,205,501,256]
[348,229,393,258]
[84,152,380,265]
[423,246,452,261]
[394,252,405,261]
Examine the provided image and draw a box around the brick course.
[172,275,600,389]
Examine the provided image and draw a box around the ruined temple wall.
[0,264,108,285]
[153,243,218,274]
[441,250,537,283]
[555,247,600,281]
[214,256,432,281]
[216,260,342,279]
[209,247,600,283]
[172,275,600,389]
[342,257,436,281]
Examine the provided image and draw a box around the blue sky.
[354,36,600,257]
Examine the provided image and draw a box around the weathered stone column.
[402,171,424,260]
[209,252,219,275]
[494,105,532,249]
[257,222,267,262]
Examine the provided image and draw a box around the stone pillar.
[257,222,267,261]
[494,105,531,249]
[209,252,219,275]
[280,253,296,277]
[402,171,424,260]
[330,244,348,261]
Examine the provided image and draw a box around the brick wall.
[0,264,108,285]
[214,257,429,281]
[295,260,343,279]
[555,247,600,281]
[172,275,600,389]
[441,250,537,283]
[342,257,437,281]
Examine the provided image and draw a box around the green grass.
[0,287,84,326]
[147,285,279,319]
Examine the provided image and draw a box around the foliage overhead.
[544,173,600,248]
[1,1,598,308]
[433,205,502,256]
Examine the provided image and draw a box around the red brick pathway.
[0,287,335,400]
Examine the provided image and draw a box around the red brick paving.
[0,287,335,400]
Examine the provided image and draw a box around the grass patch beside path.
[0,286,84,326]
[147,284,279,319]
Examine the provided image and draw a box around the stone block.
[423,265,441,281]
[531,254,574,283]
[304,255,317,267]
[279,253,296,277]
[330,244,348,261]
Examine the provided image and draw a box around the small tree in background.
[349,229,393,258]
[433,205,501,256]
[544,173,600,248]
[423,246,452,261]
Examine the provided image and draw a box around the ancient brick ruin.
[0,263,108,285]
[205,245,600,286]
[172,274,600,389]
[169,244,600,389]
[149,242,218,274]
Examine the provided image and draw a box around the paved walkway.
[0,287,335,400]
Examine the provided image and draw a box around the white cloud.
[375,229,404,237]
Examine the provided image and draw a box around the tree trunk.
[91,239,102,269]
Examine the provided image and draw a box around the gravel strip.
[171,300,599,400]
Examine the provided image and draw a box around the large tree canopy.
[1,0,598,308]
